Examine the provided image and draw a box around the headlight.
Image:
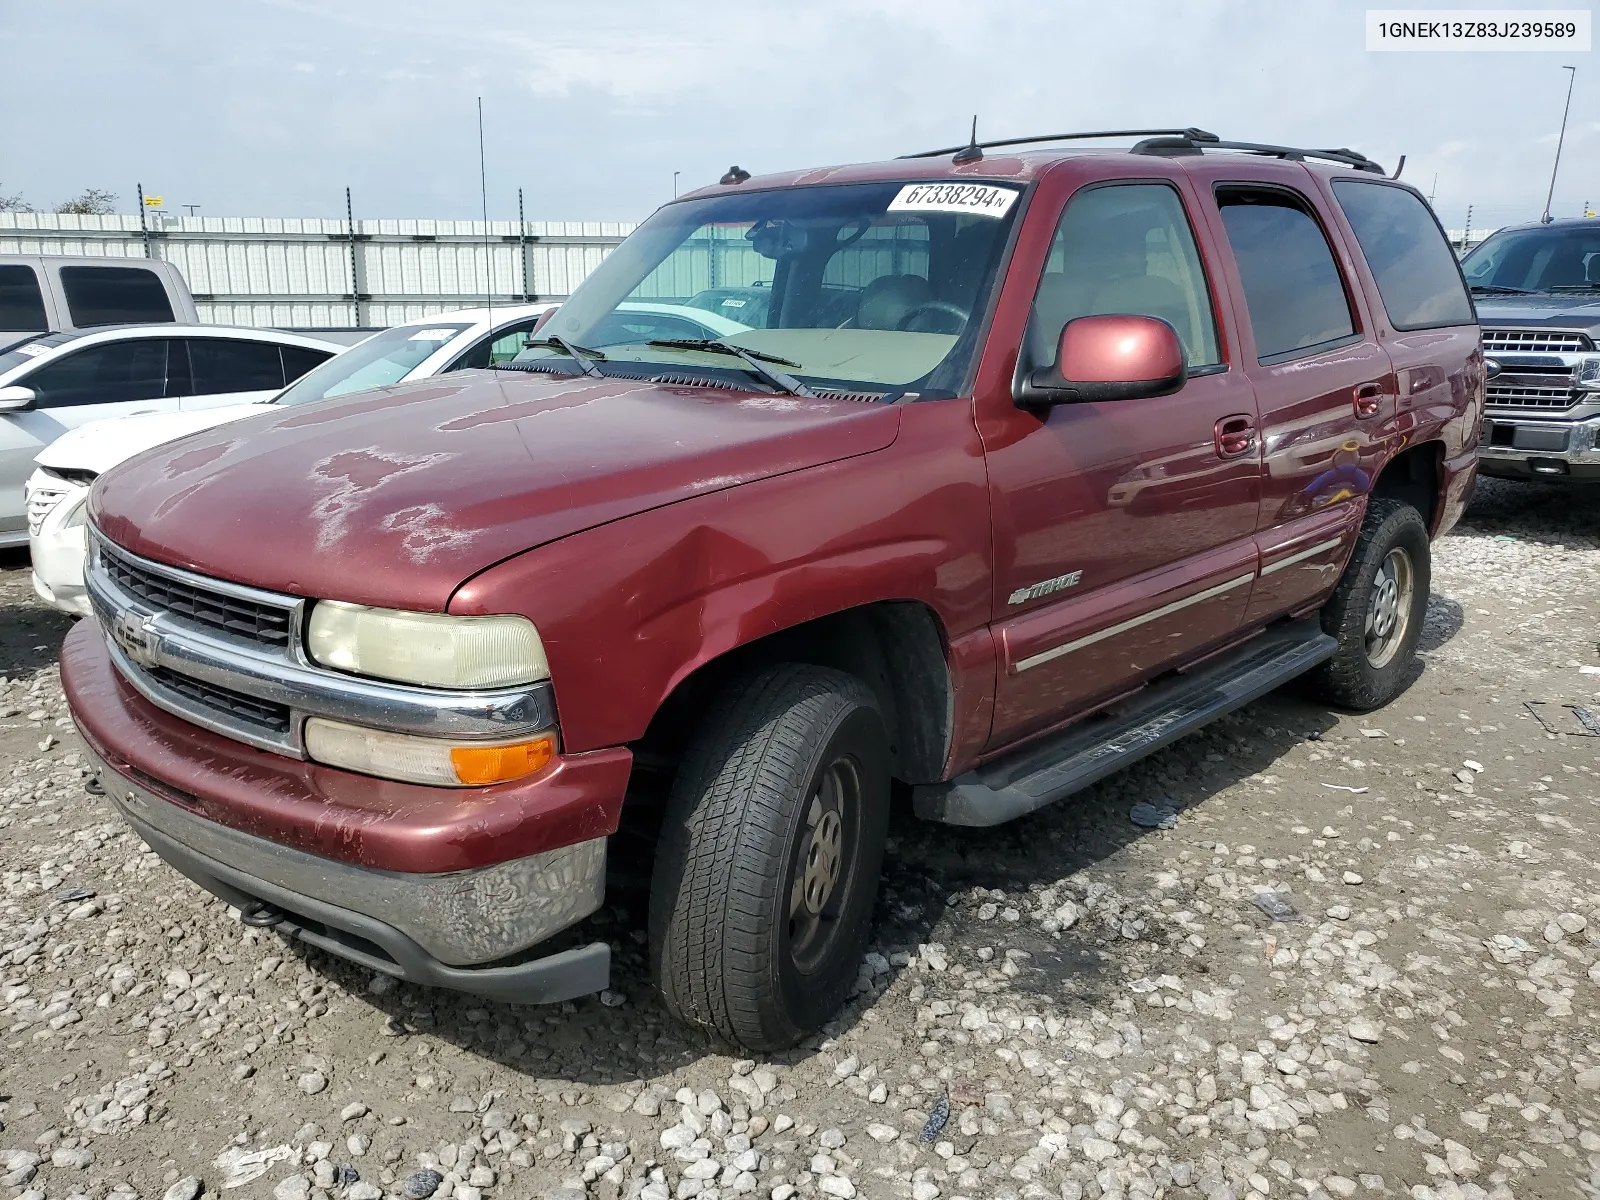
[305,718,556,787]
[306,601,548,689]
[60,496,89,531]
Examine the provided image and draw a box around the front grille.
[1482,328,1592,353]
[99,541,293,648]
[1486,385,1579,411]
[26,487,68,537]
[144,664,292,734]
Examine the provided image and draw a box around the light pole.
[673,171,681,198]
[1542,65,1577,224]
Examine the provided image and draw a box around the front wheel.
[649,664,890,1051]
[1309,498,1431,711]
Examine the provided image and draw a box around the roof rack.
[900,128,1219,159]
[901,128,1390,176]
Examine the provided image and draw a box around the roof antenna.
[478,96,493,328]
[1390,154,1406,180]
[952,116,983,165]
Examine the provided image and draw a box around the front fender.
[449,399,993,755]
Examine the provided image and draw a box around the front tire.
[1310,498,1431,711]
[649,665,890,1051]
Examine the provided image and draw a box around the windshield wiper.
[646,339,814,397]
[1469,283,1534,294]
[1549,284,1600,291]
[513,335,608,378]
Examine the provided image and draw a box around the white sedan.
[27,304,561,615]
[0,324,340,548]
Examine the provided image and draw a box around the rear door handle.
[1214,414,1256,458]
[1353,381,1384,419]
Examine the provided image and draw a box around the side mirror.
[0,385,36,413]
[1014,314,1186,408]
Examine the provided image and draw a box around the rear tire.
[649,664,890,1051]
[1309,498,1431,711]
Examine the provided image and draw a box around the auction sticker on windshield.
[888,183,1020,219]
[408,328,460,341]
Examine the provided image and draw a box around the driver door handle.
[1214,414,1256,458]
[1353,381,1384,419]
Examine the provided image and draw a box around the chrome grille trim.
[1485,385,1580,411]
[1481,328,1593,353]
[96,537,297,647]
[85,528,558,758]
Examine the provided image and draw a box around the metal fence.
[0,210,636,329]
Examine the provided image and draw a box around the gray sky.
[3,0,1595,231]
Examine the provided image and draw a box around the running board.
[914,619,1336,827]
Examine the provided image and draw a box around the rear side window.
[0,266,47,331]
[1332,181,1474,329]
[59,266,176,327]
[1217,189,1356,363]
[185,339,287,394]
[281,344,333,382]
[24,339,170,407]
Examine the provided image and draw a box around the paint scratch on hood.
[308,447,458,552]
[379,503,479,564]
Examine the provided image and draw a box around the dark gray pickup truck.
[1464,219,1600,482]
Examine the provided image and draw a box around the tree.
[54,188,118,216]
[0,184,31,213]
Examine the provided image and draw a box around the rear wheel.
[649,664,889,1051]
[1310,498,1431,711]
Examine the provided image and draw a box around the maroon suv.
[64,129,1481,1051]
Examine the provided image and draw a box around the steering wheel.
[896,300,970,334]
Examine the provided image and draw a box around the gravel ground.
[3,477,1600,1200]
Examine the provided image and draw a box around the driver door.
[977,176,1262,748]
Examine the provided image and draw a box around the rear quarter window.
[59,265,176,327]
[0,266,47,330]
[1332,181,1474,330]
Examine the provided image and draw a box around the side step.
[914,619,1336,827]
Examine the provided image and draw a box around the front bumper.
[1479,412,1600,481]
[63,620,634,999]
[26,474,91,618]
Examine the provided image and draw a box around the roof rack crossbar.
[899,127,1219,159]
[1131,134,1388,175]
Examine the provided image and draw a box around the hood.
[1475,293,1600,336]
[37,403,268,475]
[91,371,901,610]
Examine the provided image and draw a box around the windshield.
[272,322,472,406]
[1462,226,1600,292]
[0,331,80,378]
[520,180,1024,396]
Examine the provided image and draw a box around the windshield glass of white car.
[273,323,472,406]
[518,181,1024,397]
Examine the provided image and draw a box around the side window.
[281,344,334,382]
[24,339,169,407]
[58,266,175,326]
[186,339,287,394]
[1332,181,1475,329]
[1216,189,1356,363]
[1029,183,1220,368]
[0,266,47,330]
[446,320,545,371]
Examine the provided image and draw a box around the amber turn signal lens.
[449,734,557,786]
